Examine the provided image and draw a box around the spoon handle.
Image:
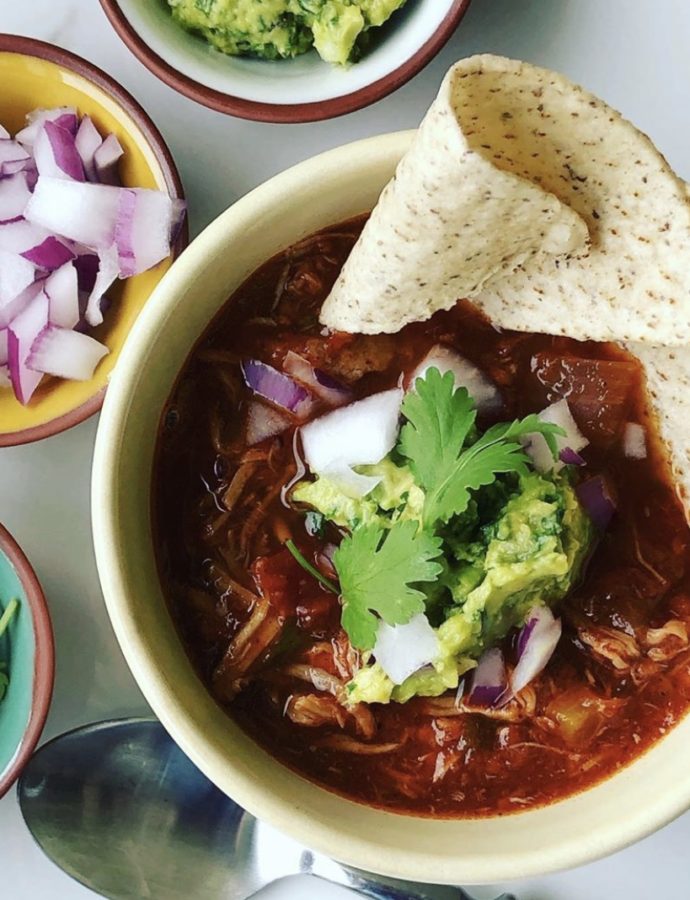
[312,870,515,900]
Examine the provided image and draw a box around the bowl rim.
[0,32,188,448]
[98,0,472,123]
[0,522,54,800]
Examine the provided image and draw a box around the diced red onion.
[246,400,291,445]
[468,647,508,707]
[282,350,351,408]
[25,176,120,247]
[33,121,85,182]
[85,245,120,327]
[74,116,102,182]
[300,388,403,475]
[242,359,315,419]
[1,158,32,178]
[45,262,79,329]
[623,422,647,460]
[524,399,589,473]
[0,249,35,304]
[576,476,616,530]
[0,126,9,140]
[0,363,9,388]
[21,235,74,270]
[0,139,30,173]
[93,134,123,185]
[511,605,562,695]
[16,107,78,147]
[113,187,179,276]
[373,613,439,685]
[72,252,99,293]
[0,172,32,223]
[559,446,586,466]
[0,110,185,405]
[0,219,50,255]
[0,280,44,329]
[7,289,49,404]
[27,324,108,380]
[408,344,502,413]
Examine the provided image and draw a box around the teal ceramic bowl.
[0,524,54,798]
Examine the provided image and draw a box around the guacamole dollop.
[295,465,593,705]
[167,0,407,66]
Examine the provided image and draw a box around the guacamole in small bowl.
[166,0,407,66]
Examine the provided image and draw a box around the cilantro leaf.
[398,368,565,525]
[333,520,443,651]
[400,368,477,497]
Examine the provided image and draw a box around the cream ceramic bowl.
[92,132,690,884]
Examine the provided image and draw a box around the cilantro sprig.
[399,367,564,525]
[333,521,443,650]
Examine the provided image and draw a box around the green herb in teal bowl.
[0,525,54,799]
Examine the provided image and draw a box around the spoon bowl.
[18,718,514,900]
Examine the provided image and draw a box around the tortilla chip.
[629,343,690,512]
[319,58,589,334]
[321,55,690,345]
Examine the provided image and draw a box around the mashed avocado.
[293,457,424,529]
[296,464,592,705]
[167,0,407,66]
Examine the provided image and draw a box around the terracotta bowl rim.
[98,0,472,123]
[0,522,54,799]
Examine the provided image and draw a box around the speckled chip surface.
[320,55,589,334]
[321,55,690,345]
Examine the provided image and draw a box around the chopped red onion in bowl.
[45,262,79,329]
[0,106,186,406]
[94,134,124,185]
[7,289,49,404]
[74,116,102,181]
[27,325,108,380]
[33,121,85,181]
[20,235,74,270]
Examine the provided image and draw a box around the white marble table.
[2,1,690,897]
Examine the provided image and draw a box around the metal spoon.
[17,718,515,900]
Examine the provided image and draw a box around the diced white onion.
[623,422,647,459]
[373,613,439,685]
[301,388,403,475]
[523,399,588,473]
[409,344,502,412]
[321,464,382,499]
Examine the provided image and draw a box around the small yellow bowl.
[0,35,186,446]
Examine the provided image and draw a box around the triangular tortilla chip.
[322,55,690,346]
